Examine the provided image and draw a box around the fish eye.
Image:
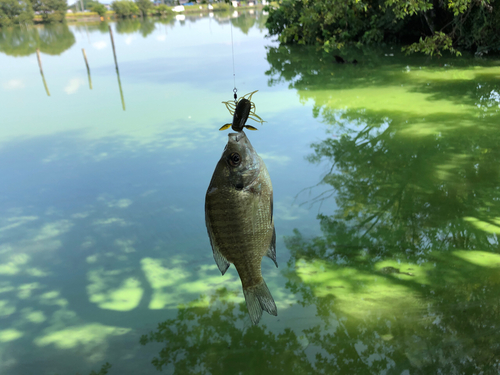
[228,152,241,167]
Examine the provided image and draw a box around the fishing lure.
[220,90,266,132]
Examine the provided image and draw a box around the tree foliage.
[111,0,139,17]
[0,0,34,26]
[134,0,152,16]
[32,0,68,23]
[90,3,107,17]
[68,0,100,11]
[265,0,500,56]
[150,4,173,16]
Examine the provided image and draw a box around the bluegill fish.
[205,131,277,324]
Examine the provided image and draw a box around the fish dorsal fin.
[266,227,278,268]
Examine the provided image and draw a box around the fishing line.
[230,20,237,103]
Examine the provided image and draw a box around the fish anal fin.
[213,247,230,275]
[243,279,277,325]
[266,227,278,268]
[219,123,231,131]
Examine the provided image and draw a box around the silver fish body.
[205,131,277,324]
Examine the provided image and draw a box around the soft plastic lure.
[220,90,265,132]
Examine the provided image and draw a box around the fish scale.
[209,190,270,286]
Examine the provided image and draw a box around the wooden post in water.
[36,48,50,97]
[108,25,126,110]
[108,25,119,72]
[82,48,90,71]
[82,48,93,90]
[116,69,126,111]
[36,48,43,75]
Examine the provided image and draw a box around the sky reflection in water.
[1,11,500,375]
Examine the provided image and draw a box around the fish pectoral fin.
[243,279,277,325]
[213,246,230,275]
[219,123,232,131]
[244,125,258,131]
[266,227,278,268]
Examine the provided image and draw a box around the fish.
[219,90,266,132]
[205,131,277,325]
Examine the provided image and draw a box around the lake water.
[1,11,500,375]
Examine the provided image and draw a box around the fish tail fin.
[243,279,277,325]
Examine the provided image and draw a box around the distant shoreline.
[56,5,264,23]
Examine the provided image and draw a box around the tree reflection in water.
[0,23,75,56]
[230,13,256,35]
[273,43,500,373]
[74,21,111,35]
[141,44,500,374]
[141,262,499,374]
[140,288,314,374]
[114,18,159,38]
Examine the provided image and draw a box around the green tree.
[212,2,230,11]
[111,0,139,17]
[0,0,34,26]
[134,0,151,17]
[150,4,173,16]
[90,3,107,16]
[68,0,100,11]
[32,0,68,22]
[265,0,500,56]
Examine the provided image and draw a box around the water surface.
[1,12,499,375]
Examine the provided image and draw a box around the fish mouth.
[228,132,245,143]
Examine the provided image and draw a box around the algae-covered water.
[1,11,499,375]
